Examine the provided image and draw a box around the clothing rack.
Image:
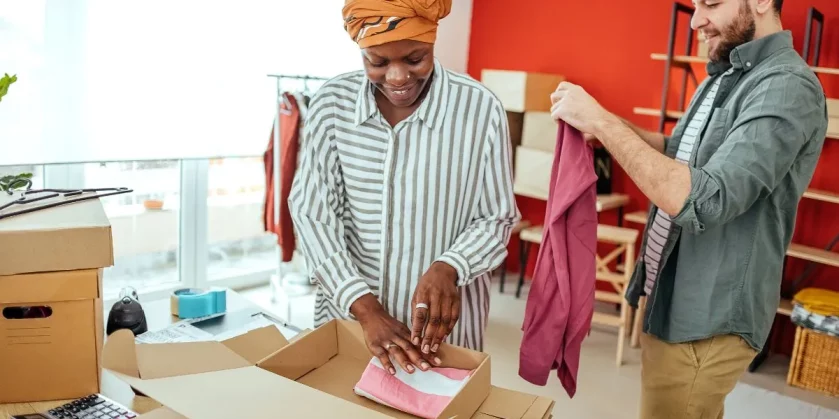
[265,74,329,291]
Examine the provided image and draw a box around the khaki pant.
[639,333,758,419]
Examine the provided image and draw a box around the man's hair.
[773,0,783,14]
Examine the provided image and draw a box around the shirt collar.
[707,30,793,76]
[354,58,450,130]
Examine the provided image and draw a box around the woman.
[289,0,519,376]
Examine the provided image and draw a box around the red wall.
[468,0,839,356]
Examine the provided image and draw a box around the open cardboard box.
[104,319,553,419]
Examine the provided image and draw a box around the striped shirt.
[289,59,520,351]
[643,70,732,295]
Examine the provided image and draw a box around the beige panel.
[522,112,557,153]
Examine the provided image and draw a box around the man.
[551,0,828,417]
[289,0,519,378]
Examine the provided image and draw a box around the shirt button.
[746,62,752,67]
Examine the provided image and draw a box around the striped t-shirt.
[644,70,732,295]
[288,59,520,351]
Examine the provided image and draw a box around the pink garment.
[518,121,598,398]
[354,357,473,418]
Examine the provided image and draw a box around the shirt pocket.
[695,108,732,167]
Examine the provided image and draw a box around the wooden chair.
[594,225,638,366]
[515,224,639,366]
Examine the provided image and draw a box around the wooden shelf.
[812,66,839,76]
[787,243,839,268]
[624,211,648,225]
[651,53,839,76]
[633,107,685,119]
[777,298,794,316]
[618,211,839,268]
[598,194,631,212]
[650,53,710,65]
[803,189,839,205]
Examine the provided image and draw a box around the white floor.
[238,275,839,419]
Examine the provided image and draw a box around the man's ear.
[753,0,774,15]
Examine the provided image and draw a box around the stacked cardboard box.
[104,319,555,418]
[0,196,114,403]
[481,70,565,201]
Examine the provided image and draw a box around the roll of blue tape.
[170,287,227,319]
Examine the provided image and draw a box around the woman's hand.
[410,262,461,355]
[351,294,441,375]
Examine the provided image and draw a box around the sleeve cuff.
[671,166,719,234]
[436,252,471,286]
[334,277,373,317]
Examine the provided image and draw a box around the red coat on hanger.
[263,92,301,262]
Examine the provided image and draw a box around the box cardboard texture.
[104,319,553,419]
[481,70,565,113]
[522,112,558,153]
[0,197,114,277]
[826,98,838,118]
[513,146,553,201]
[0,197,113,404]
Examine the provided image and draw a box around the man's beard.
[708,2,756,63]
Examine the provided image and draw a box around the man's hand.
[350,294,440,375]
[410,262,461,354]
[550,82,618,137]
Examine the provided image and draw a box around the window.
[206,157,278,282]
[81,160,182,299]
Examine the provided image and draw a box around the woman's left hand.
[410,262,461,354]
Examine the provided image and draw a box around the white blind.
[0,0,363,166]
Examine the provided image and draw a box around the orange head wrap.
[342,0,452,48]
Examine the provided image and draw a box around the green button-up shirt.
[626,30,829,351]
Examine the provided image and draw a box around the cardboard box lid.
[0,269,101,304]
[102,323,290,380]
[0,196,114,276]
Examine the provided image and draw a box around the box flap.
[102,328,252,380]
[0,196,114,276]
[102,330,141,379]
[0,269,100,305]
[474,386,555,419]
[258,320,338,379]
[220,324,289,364]
[135,341,252,379]
[136,407,188,419]
[125,366,393,419]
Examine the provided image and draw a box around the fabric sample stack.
[353,357,473,419]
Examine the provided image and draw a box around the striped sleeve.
[435,101,521,286]
[289,93,373,316]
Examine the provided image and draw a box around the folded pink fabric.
[353,357,473,419]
